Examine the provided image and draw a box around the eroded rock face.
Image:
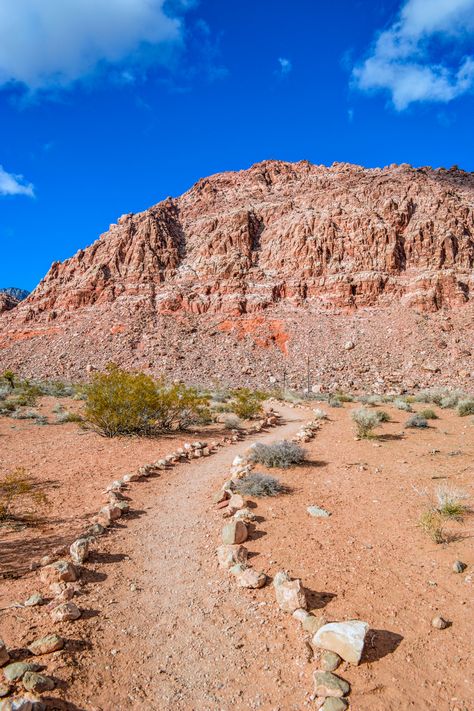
[1,160,474,388]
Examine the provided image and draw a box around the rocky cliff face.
[1,160,473,390]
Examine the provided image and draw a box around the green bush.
[250,440,306,468]
[230,388,266,420]
[85,364,210,437]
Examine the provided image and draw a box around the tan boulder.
[221,521,248,545]
[216,545,248,570]
[40,560,77,586]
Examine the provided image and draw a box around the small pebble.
[431,616,449,630]
[452,560,466,574]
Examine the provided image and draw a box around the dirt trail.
[69,404,309,710]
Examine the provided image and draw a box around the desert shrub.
[11,410,44,420]
[394,399,412,412]
[1,370,15,389]
[221,414,243,430]
[12,382,43,407]
[419,509,446,544]
[351,408,380,439]
[85,364,210,437]
[250,440,306,468]
[415,387,464,408]
[55,411,84,424]
[0,467,48,522]
[210,387,231,403]
[457,399,474,417]
[375,410,391,423]
[235,473,285,497]
[436,485,468,520]
[0,401,17,415]
[230,388,266,420]
[313,408,327,420]
[405,414,428,429]
[39,380,75,398]
[419,408,438,420]
[328,397,343,408]
[334,391,354,403]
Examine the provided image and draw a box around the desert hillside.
[1,160,473,389]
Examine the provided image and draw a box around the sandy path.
[68,404,309,711]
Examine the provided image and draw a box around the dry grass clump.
[419,408,438,420]
[405,413,428,429]
[351,408,380,439]
[55,411,84,424]
[250,440,306,468]
[436,485,469,521]
[85,364,210,437]
[235,473,285,497]
[419,509,447,544]
[0,467,48,523]
[457,399,474,417]
[313,408,328,420]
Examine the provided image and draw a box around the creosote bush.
[250,440,306,468]
[85,364,210,437]
[235,473,285,497]
[405,414,428,429]
[351,408,380,439]
[229,388,266,420]
[457,399,474,417]
[0,467,48,522]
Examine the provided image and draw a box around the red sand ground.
[0,400,473,710]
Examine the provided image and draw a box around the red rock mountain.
[1,160,473,390]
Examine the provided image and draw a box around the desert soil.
[1,401,473,711]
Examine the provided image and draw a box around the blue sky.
[1,0,473,290]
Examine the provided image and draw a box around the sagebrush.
[351,408,380,438]
[250,440,306,468]
[235,473,285,497]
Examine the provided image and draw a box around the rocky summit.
[1,160,473,389]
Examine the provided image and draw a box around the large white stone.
[313,620,369,664]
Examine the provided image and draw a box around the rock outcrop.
[1,160,473,389]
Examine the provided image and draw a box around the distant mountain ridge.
[0,287,30,301]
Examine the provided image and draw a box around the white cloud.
[278,57,292,76]
[0,165,34,197]
[353,0,474,109]
[0,0,184,91]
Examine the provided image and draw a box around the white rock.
[69,538,90,565]
[313,620,369,665]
